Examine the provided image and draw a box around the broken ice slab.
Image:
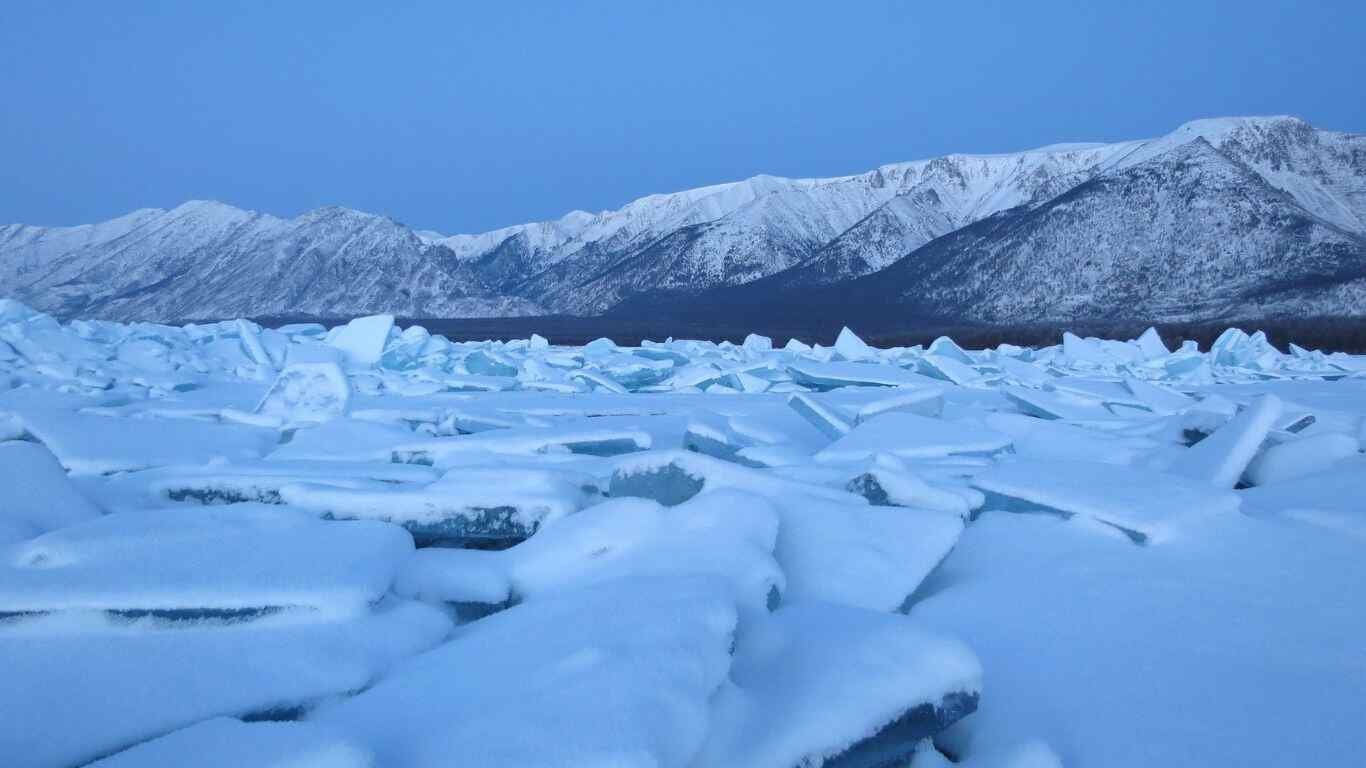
[1001,385,1119,422]
[1122,376,1195,415]
[927,336,975,364]
[609,449,858,508]
[854,387,946,422]
[916,353,983,386]
[512,491,783,616]
[1244,432,1361,486]
[0,440,102,545]
[400,491,785,619]
[691,602,980,768]
[788,360,935,390]
[12,408,279,475]
[279,466,599,548]
[787,392,853,440]
[87,717,374,768]
[268,419,419,462]
[253,361,350,424]
[462,349,519,377]
[1167,394,1281,488]
[683,409,755,463]
[1,600,449,768]
[834,326,879,361]
[782,494,966,611]
[392,426,652,466]
[121,459,438,506]
[312,577,738,768]
[1273,409,1316,434]
[972,458,1241,544]
[983,412,1162,466]
[993,355,1054,386]
[843,461,982,518]
[326,314,394,367]
[0,505,414,618]
[393,547,515,620]
[816,412,1012,463]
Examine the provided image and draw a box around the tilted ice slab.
[312,576,738,768]
[117,459,439,507]
[1245,431,1361,486]
[0,440,102,545]
[0,601,449,768]
[268,417,420,462]
[610,451,965,611]
[693,602,981,768]
[972,458,1241,543]
[394,490,785,618]
[326,314,394,367]
[254,360,350,425]
[610,449,859,508]
[815,411,1012,463]
[0,505,414,617]
[392,425,651,466]
[788,360,936,390]
[87,717,373,768]
[11,408,279,475]
[280,465,601,547]
[1166,393,1281,488]
[983,412,1163,466]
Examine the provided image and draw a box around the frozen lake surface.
[2,298,1364,767]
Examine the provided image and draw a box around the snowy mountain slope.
[615,135,1366,325]
[1110,116,1366,233]
[871,137,1366,321]
[1,115,1362,322]
[0,202,543,320]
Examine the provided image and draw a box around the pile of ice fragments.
[2,296,1365,768]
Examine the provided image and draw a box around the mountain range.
[2,115,1363,325]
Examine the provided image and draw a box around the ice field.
[2,297,1365,767]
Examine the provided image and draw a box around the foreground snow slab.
[312,577,737,768]
[11,408,278,474]
[0,603,450,768]
[694,602,981,768]
[0,505,413,617]
[913,511,1366,768]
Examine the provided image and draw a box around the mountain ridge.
[3,115,1363,323]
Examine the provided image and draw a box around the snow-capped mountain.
[2,115,1363,323]
[0,202,542,320]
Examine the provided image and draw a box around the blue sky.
[2,1,1363,234]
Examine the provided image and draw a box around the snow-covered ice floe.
[1,301,1364,767]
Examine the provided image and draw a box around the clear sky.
[2,1,1364,235]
